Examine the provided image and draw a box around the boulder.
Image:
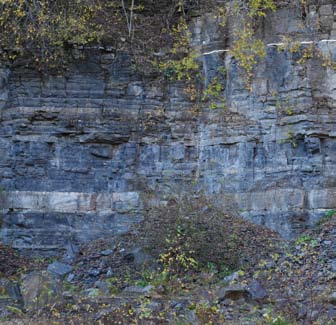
[101,249,113,256]
[146,301,163,312]
[0,278,23,318]
[0,278,22,302]
[222,271,239,284]
[329,292,336,305]
[123,285,154,295]
[88,268,101,277]
[94,280,111,295]
[330,260,336,273]
[219,281,268,304]
[218,285,251,302]
[123,248,156,270]
[21,271,64,311]
[247,280,268,302]
[47,261,72,277]
[62,243,79,263]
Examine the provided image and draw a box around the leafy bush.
[317,209,336,226]
[134,195,280,277]
[248,0,276,17]
[231,23,266,88]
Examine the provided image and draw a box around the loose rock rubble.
[0,215,336,324]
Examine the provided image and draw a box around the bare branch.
[121,0,134,38]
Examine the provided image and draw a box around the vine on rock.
[231,23,266,90]
[248,0,276,17]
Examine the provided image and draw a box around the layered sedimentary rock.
[1,2,336,254]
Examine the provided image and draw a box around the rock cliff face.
[1,1,336,254]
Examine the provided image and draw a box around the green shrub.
[249,0,276,17]
[133,195,280,277]
[231,23,266,89]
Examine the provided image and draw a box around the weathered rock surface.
[21,271,64,311]
[0,278,22,317]
[47,261,72,278]
[218,285,251,302]
[123,285,154,295]
[247,280,268,303]
[1,1,336,254]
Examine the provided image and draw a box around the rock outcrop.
[1,1,336,254]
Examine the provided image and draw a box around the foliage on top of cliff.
[0,0,203,70]
[0,0,279,72]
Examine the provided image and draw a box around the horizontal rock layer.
[1,2,336,253]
